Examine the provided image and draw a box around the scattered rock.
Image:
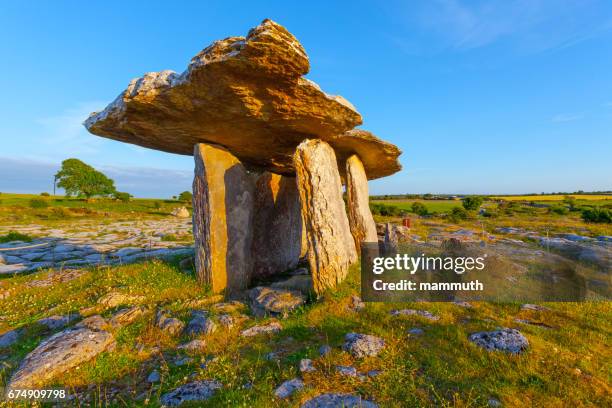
[184,311,217,336]
[274,378,304,399]
[171,207,190,218]
[488,397,502,407]
[0,329,20,348]
[109,306,147,328]
[98,291,144,309]
[8,326,115,388]
[147,370,160,383]
[407,328,424,336]
[174,356,194,366]
[240,321,282,337]
[453,301,473,308]
[249,286,305,317]
[218,314,235,329]
[367,370,381,377]
[178,339,207,352]
[301,393,378,408]
[343,333,385,358]
[299,358,316,373]
[469,328,529,354]
[160,380,222,406]
[37,314,81,331]
[349,295,365,311]
[390,309,439,321]
[521,304,549,312]
[76,315,109,331]
[336,365,357,377]
[319,345,332,357]
[156,311,185,336]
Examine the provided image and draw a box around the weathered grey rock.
[0,329,20,347]
[109,306,147,328]
[178,339,207,352]
[299,358,316,373]
[160,380,222,406]
[156,311,185,336]
[171,206,190,218]
[343,333,385,358]
[294,139,357,294]
[336,365,357,377]
[270,274,313,295]
[390,309,439,321]
[469,328,529,354]
[147,370,161,383]
[274,378,304,399]
[98,291,144,309]
[249,286,305,317]
[346,154,378,253]
[240,321,282,337]
[37,314,80,331]
[193,143,254,295]
[407,328,424,335]
[301,393,379,408]
[319,345,332,357]
[349,295,365,311]
[75,315,109,331]
[185,311,217,336]
[8,326,115,388]
[521,304,549,312]
[218,314,235,329]
[252,172,306,279]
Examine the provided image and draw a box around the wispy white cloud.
[551,113,583,123]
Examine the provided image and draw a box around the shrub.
[113,191,132,202]
[153,201,162,209]
[550,205,569,215]
[370,203,404,217]
[40,192,50,196]
[448,206,469,223]
[581,207,612,223]
[50,207,72,219]
[411,202,428,216]
[462,196,484,211]
[29,198,49,209]
[161,234,178,242]
[0,231,32,243]
[178,191,193,202]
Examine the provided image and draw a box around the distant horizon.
[2,1,612,196]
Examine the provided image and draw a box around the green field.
[370,199,461,214]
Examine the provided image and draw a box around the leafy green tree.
[581,207,612,223]
[113,191,132,202]
[462,196,484,211]
[55,158,116,198]
[448,207,469,223]
[178,191,193,202]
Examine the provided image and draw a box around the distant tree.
[178,191,193,202]
[55,159,116,198]
[411,202,428,216]
[462,196,484,211]
[581,207,612,223]
[113,191,132,202]
[448,206,469,223]
[40,192,50,197]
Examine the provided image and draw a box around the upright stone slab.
[294,139,357,294]
[251,172,306,278]
[193,143,254,295]
[346,154,378,253]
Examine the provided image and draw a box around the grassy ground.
[370,200,460,214]
[490,195,611,202]
[0,193,190,226]
[0,260,610,407]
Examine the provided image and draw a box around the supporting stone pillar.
[294,139,357,294]
[251,172,306,279]
[346,154,378,253]
[193,143,254,295]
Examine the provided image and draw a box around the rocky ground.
[0,219,610,406]
[0,218,193,274]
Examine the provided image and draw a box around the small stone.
[240,321,282,337]
[184,311,217,336]
[156,311,185,336]
[109,306,146,328]
[264,351,281,361]
[319,345,332,357]
[174,356,194,366]
[469,328,528,354]
[336,365,357,377]
[301,393,379,408]
[367,370,381,377]
[98,291,144,309]
[453,301,473,308]
[249,286,305,317]
[37,314,81,331]
[0,329,20,348]
[407,328,424,336]
[147,370,160,383]
[343,333,385,358]
[160,380,222,406]
[521,304,549,312]
[390,309,439,321]
[299,358,316,373]
[349,295,365,311]
[171,207,190,218]
[76,315,109,331]
[218,314,235,329]
[274,378,304,399]
[488,397,502,407]
[178,339,207,352]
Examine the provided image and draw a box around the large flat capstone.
[84,19,401,179]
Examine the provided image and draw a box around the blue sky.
[1,0,611,197]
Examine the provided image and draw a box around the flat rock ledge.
[469,328,529,354]
[301,393,379,408]
[343,333,385,358]
[249,286,305,317]
[160,380,222,406]
[240,321,282,337]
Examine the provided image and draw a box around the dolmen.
[85,19,402,296]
